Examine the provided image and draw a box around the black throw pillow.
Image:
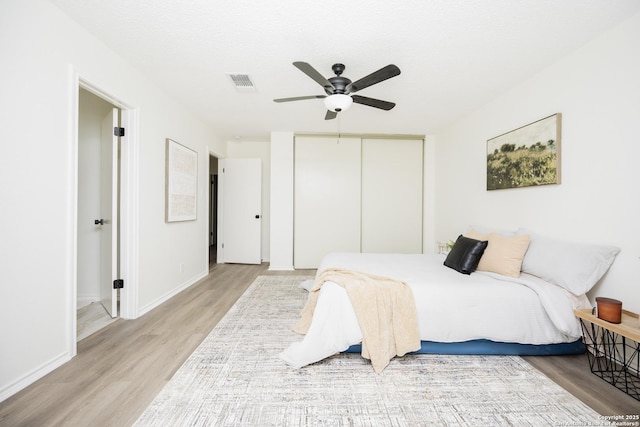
[443,235,488,275]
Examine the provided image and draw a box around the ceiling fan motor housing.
[326,76,351,95]
[325,64,351,95]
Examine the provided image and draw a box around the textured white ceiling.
[51,0,640,141]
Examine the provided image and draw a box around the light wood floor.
[0,263,637,426]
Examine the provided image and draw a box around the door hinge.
[113,279,124,289]
[114,127,125,137]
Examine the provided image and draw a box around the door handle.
[255,215,260,219]
[95,219,104,225]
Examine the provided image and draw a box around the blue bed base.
[345,338,585,356]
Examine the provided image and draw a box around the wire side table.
[574,308,640,401]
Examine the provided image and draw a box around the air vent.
[227,73,257,92]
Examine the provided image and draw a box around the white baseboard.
[0,352,71,403]
[77,296,99,309]
[268,265,295,271]
[137,271,208,317]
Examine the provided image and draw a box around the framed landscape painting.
[486,113,561,190]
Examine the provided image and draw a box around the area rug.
[135,275,602,427]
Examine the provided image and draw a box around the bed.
[279,228,620,372]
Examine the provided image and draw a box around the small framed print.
[165,138,197,222]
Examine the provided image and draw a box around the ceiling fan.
[274,62,401,120]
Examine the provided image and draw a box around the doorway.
[209,154,219,268]
[77,88,120,340]
[70,71,139,357]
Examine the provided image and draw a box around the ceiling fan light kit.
[274,62,400,120]
[324,94,353,112]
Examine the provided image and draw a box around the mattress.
[280,252,591,369]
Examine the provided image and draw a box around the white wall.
[269,132,295,270]
[226,140,271,261]
[0,0,225,400]
[434,11,640,312]
[423,135,437,253]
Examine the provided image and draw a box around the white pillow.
[518,229,620,295]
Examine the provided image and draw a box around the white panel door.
[99,108,118,317]
[221,158,262,264]
[361,138,423,254]
[294,136,361,268]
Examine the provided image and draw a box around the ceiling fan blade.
[325,110,337,120]
[351,95,396,110]
[293,62,334,89]
[273,95,326,103]
[347,64,401,93]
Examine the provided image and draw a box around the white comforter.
[280,252,591,369]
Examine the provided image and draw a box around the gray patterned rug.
[135,275,602,427]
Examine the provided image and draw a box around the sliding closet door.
[361,138,423,253]
[294,136,361,268]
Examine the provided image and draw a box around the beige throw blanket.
[294,268,421,373]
